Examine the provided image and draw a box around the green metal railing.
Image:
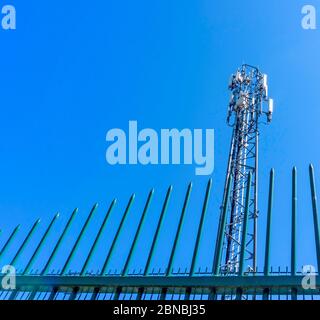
[1,165,320,300]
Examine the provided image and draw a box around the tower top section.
[227,64,274,124]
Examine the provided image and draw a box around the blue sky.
[0,0,320,275]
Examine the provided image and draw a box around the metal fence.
[1,165,320,300]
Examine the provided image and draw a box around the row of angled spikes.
[0,164,320,277]
[0,180,211,277]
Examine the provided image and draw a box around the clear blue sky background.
[0,0,320,275]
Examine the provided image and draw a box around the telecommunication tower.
[219,64,274,274]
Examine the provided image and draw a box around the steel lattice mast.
[219,64,274,274]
